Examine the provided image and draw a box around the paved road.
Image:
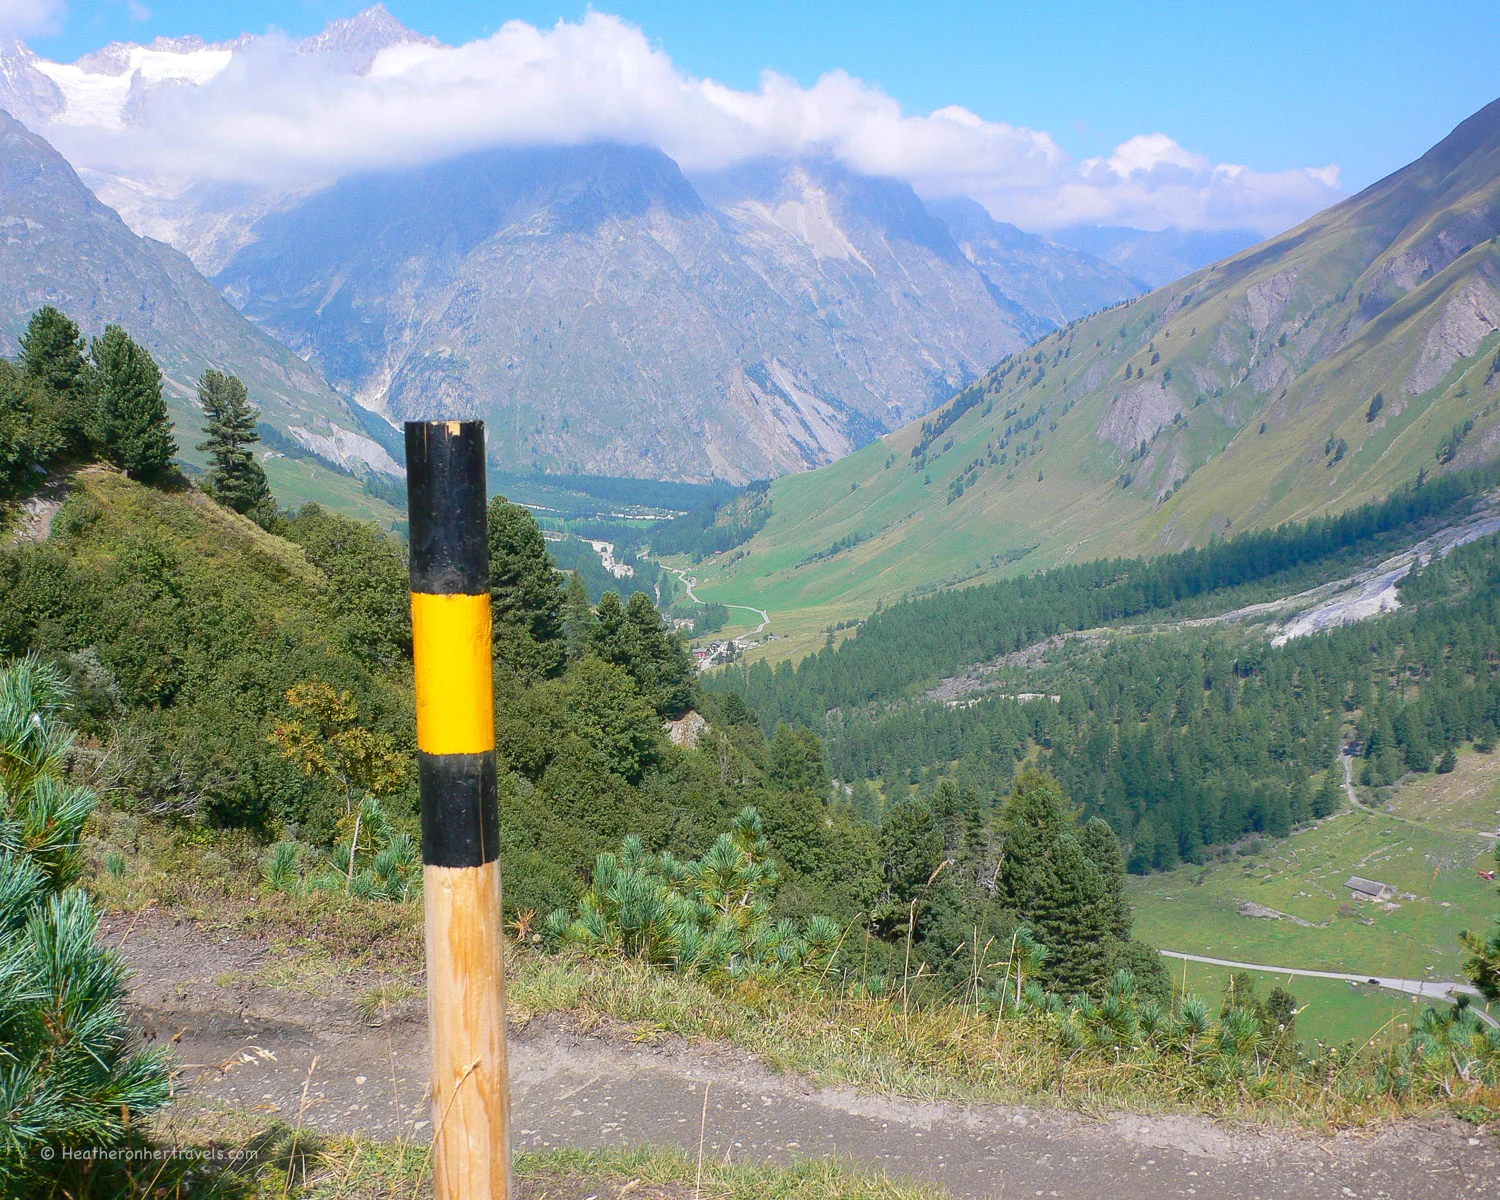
[1159,951,1498,1027]
[114,916,1500,1200]
[667,564,770,633]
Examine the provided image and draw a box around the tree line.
[715,471,1500,872]
[718,466,1499,735]
[772,534,1500,874]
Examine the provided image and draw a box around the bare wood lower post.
[406,419,512,1200]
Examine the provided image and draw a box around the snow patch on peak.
[35,42,232,130]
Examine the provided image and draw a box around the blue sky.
[26,1,1500,195]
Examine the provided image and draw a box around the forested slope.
[716,469,1500,872]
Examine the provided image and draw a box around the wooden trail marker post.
[405,420,513,1200]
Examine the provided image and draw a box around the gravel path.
[107,913,1500,1199]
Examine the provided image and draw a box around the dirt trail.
[5,470,72,544]
[109,914,1498,1199]
[1343,754,1377,814]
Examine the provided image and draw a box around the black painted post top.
[405,421,490,596]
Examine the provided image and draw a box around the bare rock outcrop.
[1405,274,1500,394]
[1097,378,1185,451]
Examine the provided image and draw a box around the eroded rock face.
[217,147,1038,482]
[1406,273,1500,394]
[289,425,403,477]
[1096,378,1186,451]
[1244,267,1299,334]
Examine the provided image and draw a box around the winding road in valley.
[664,563,771,634]
[1158,951,1498,1026]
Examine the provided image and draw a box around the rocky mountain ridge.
[216,145,1138,481]
[0,8,1154,482]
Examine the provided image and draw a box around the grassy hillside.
[690,98,1500,658]
[261,454,402,527]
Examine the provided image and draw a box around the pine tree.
[18,306,95,456]
[0,363,61,492]
[1311,765,1344,818]
[624,590,696,718]
[767,724,831,796]
[0,657,172,1184]
[19,306,86,395]
[565,657,660,783]
[196,369,270,514]
[998,771,1142,996]
[592,591,632,666]
[589,590,695,718]
[1078,816,1131,941]
[1030,833,1113,994]
[486,496,568,679]
[92,325,175,478]
[563,568,595,659]
[879,795,943,909]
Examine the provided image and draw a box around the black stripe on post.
[419,751,499,868]
[406,421,490,596]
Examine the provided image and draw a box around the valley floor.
[1131,747,1500,1045]
[115,912,1498,1200]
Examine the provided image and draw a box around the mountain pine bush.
[0,657,172,1186]
[545,807,841,979]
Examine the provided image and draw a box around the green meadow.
[1131,748,1500,1045]
[262,455,403,528]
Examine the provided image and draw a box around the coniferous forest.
[716,471,1500,872]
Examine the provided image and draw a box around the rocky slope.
[217,145,1076,482]
[0,110,396,479]
[691,95,1500,619]
[927,198,1140,326]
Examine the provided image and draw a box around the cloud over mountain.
[16,7,1340,235]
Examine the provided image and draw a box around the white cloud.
[0,0,64,36]
[30,10,1341,234]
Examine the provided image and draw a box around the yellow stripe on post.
[412,591,496,755]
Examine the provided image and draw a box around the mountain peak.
[694,155,966,264]
[299,4,440,63]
